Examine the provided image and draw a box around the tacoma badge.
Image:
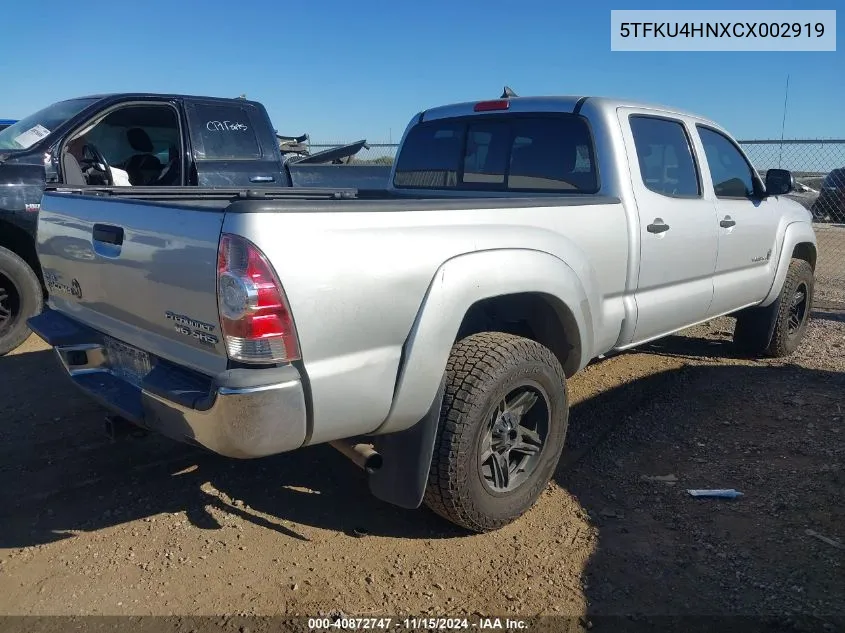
[165,311,219,345]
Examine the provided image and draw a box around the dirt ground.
[0,311,843,627]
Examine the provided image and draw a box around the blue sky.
[0,0,841,143]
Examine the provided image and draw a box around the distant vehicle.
[29,89,816,533]
[277,133,373,165]
[785,179,820,212]
[0,93,389,355]
[0,120,16,131]
[811,168,845,223]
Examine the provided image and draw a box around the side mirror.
[765,169,795,196]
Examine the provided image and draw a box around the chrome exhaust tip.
[329,440,383,474]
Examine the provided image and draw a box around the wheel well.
[456,292,581,376]
[0,219,45,291]
[792,242,816,270]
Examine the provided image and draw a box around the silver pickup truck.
[28,93,817,533]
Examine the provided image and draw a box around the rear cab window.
[187,103,263,160]
[393,114,598,193]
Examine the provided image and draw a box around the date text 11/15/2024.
[307,617,529,630]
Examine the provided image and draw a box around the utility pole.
[778,75,789,168]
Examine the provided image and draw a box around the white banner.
[611,10,836,52]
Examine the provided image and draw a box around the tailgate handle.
[93,224,124,246]
[249,175,275,183]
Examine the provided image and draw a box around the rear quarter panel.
[223,200,630,445]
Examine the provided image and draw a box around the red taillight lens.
[217,233,300,364]
[473,100,510,112]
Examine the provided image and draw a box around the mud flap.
[367,377,446,509]
[762,297,782,345]
[736,297,781,350]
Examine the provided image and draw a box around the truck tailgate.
[36,192,228,377]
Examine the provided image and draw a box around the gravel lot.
[814,223,845,308]
[0,312,842,627]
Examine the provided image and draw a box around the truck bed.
[287,164,392,190]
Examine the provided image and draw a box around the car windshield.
[0,98,99,150]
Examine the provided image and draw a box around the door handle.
[647,219,670,234]
[249,175,275,183]
[92,223,124,246]
[720,216,736,228]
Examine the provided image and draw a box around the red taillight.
[473,100,510,112]
[217,233,300,364]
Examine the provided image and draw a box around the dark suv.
[812,167,845,223]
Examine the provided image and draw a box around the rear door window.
[189,104,262,160]
[393,114,598,193]
[629,115,700,198]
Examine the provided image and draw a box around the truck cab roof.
[420,95,712,125]
[70,92,266,108]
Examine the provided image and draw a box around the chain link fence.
[307,142,399,164]
[739,140,845,308]
[310,138,844,308]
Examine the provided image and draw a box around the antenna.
[778,75,789,168]
[501,86,518,98]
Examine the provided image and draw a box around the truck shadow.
[637,310,841,362]
[811,308,845,323]
[0,348,460,546]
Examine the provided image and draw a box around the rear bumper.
[27,309,308,459]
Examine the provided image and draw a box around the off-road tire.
[733,258,814,358]
[424,332,569,533]
[764,258,814,357]
[0,246,43,356]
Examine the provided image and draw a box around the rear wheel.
[424,332,569,533]
[0,246,43,356]
[733,258,814,358]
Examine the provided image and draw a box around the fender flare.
[375,248,594,437]
[759,222,818,307]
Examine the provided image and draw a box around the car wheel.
[733,258,814,358]
[765,258,814,357]
[424,332,569,533]
[0,246,44,356]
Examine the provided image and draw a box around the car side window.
[191,104,262,160]
[629,115,700,198]
[61,103,182,187]
[697,126,756,198]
